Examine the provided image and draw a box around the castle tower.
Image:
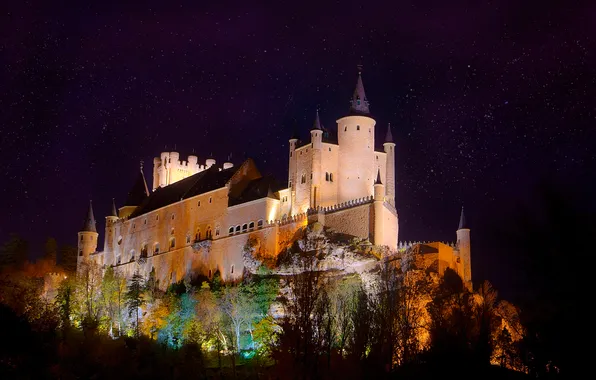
[373,169,385,245]
[383,123,396,207]
[288,129,298,214]
[104,198,118,256]
[337,69,376,203]
[310,110,323,208]
[119,162,150,219]
[78,200,99,263]
[456,207,472,287]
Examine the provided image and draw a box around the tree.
[219,284,255,353]
[101,267,126,336]
[55,276,75,334]
[125,271,145,338]
[76,260,103,332]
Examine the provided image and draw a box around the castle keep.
[77,72,472,288]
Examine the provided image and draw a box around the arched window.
[195,229,201,241]
[169,237,176,249]
[357,125,360,130]
[344,126,347,131]
[206,227,212,239]
[144,219,147,225]
[186,234,191,244]
[301,174,306,184]
[325,172,329,181]
[249,221,255,230]
[171,228,175,235]
[154,243,160,254]
[118,236,123,245]
[141,243,148,257]
[209,197,212,203]
[215,227,220,237]
[198,200,201,207]
[171,214,175,220]
[257,219,263,228]
[235,225,241,233]
[229,226,234,235]
[231,265,234,274]
[329,173,333,182]
[79,250,83,256]
[156,214,159,221]
[242,223,248,232]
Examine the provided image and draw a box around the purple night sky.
[1,1,595,296]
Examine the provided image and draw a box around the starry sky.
[1,1,595,296]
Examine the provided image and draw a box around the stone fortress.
[77,71,472,289]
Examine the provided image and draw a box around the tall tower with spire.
[456,207,472,288]
[383,123,396,207]
[310,110,323,207]
[104,198,119,262]
[78,200,99,264]
[336,68,377,203]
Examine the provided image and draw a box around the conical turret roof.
[374,168,383,185]
[349,69,370,115]
[458,207,467,230]
[385,123,394,143]
[81,200,97,232]
[110,198,118,217]
[312,110,322,131]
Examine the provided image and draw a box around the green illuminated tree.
[125,270,145,338]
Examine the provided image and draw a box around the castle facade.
[77,73,471,289]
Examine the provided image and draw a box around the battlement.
[152,151,233,190]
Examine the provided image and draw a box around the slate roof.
[81,201,97,232]
[349,71,370,116]
[129,165,238,218]
[229,175,284,207]
[458,207,467,229]
[124,170,150,206]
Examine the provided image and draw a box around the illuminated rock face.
[78,73,471,288]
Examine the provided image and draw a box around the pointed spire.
[124,167,150,207]
[458,207,467,230]
[349,66,370,115]
[312,109,322,131]
[385,123,394,143]
[81,200,97,232]
[110,198,118,217]
[374,168,383,185]
[267,184,276,198]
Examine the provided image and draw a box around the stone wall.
[324,203,373,241]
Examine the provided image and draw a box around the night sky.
[1,1,595,297]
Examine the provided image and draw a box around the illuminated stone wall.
[324,203,373,241]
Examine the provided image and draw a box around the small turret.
[383,123,396,207]
[104,198,119,258]
[78,200,99,264]
[223,153,234,170]
[373,169,385,246]
[456,207,472,289]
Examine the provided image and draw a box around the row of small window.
[131,198,214,229]
[299,172,334,184]
[290,146,333,157]
[342,125,371,132]
[228,220,264,235]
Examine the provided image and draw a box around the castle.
[77,72,472,289]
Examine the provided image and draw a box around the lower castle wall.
[324,204,372,241]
